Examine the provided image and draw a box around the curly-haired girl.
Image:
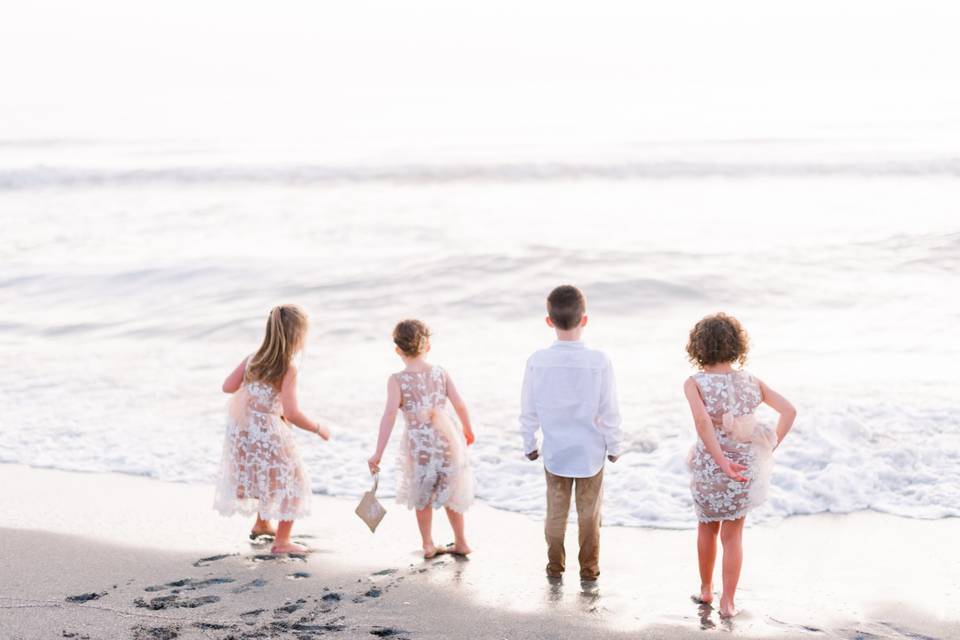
[683,312,796,617]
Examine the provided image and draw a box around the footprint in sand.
[192,553,237,568]
[134,594,220,610]
[65,592,107,604]
[240,608,265,620]
[252,553,307,563]
[131,625,180,640]
[288,571,311,580]
[370,626,410,638]
[192,621,234,631]
[273,598,306,616]
[145,577,234,592]
[232,578,268,594]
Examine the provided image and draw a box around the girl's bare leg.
[696,521,720,603]
[416,507,440,558]
[444,508,471,555]
[251,514,276,537]
[271,520,307,554]
[719,517,746,617]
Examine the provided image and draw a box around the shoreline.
[1,464,957,639]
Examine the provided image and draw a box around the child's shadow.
[545,576,564,604]
[696,602,716,630]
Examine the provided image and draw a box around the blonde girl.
[215,304,330,554]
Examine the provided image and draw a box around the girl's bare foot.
[445,543,472,556]
[423,544,447,559]
[719,596,739,618]
[271,541,309,555]
[692,583,713,605]
[251,525,277,538]
[251,516,276,538]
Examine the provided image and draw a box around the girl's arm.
[279,366,331,440]
[222,357,248,393]
[757,378,797,445]
[683,377,748,482]
[445,370,475,445]
[368,376,402,474]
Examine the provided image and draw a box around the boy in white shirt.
[520,284,623,582]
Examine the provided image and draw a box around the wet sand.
[0,464,957,639]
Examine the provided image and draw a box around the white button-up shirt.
[519,340,624,478]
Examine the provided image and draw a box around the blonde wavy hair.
[247,304,308,388]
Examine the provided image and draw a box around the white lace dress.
[213,363,312,521]
[688,370,778,522]
[394,366,473,513]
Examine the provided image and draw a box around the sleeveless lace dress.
[394,366,473,513]
[213,361,312,521]
[688,370,778,522]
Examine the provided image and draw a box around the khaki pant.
[544,468,603,580]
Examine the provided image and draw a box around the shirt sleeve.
[519,357,540,454]
[597,354,624,456]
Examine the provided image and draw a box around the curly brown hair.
[686,312,750,368]
[393,319,431,357]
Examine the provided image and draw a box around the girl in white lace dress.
[368,319,476,558]
[214,305,330,554]
[683,313,796,618]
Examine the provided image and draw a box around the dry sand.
[0,464,957,639]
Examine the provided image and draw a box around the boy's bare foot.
[692,584,714,605]
[271,541,309,555]
[718,596,739,618]
[445,543,472,556]
[423,544,446,559]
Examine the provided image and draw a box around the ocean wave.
[3,397,958,529]
[3,158,960,190]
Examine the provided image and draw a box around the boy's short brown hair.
[547,285,586,330]
[686,312,750,367]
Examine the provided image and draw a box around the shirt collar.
[551,339,586,349]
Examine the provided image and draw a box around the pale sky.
[2,1,959,150]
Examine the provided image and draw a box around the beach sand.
[0,465,956,640]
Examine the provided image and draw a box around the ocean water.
[1,139,958,529]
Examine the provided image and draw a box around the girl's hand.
[315,423,331,441]
[464,428,476,446]
[720,459,748,482]
[367,455,381,475]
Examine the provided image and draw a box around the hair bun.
[393,319,431,357]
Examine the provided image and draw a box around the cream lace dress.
[688,370,778,522]
[394,366,473,513]
[213,360,312,521]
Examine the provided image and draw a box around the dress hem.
[695,508,752,523]
[214,503,311,522]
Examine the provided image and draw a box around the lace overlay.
[688,370,777,522]
[394,366,474,513]
[213,363,312,521]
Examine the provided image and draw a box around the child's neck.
[554,327,583,342]
[402,356,431,371]
[703,362,736,373]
